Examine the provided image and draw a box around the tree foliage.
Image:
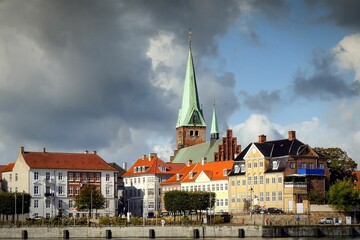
[327,178,360,211]
[308,189,326,204]
[314,147,357,184]
[74,184,105,215]
[164,191,215,220]
[0,192,31,216]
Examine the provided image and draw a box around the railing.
[284,182,307,188]
[44,193,55,197]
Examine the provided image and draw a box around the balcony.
[44,193,54,198]
[284,182,307,195]
[298,168,325,175]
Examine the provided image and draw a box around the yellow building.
[228,131,329,213]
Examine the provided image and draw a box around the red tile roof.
[22,151,115,171]
[2,163,15,172]
[161,160,233,184]
[123,155,186,177]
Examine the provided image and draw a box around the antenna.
[189,28,192,49]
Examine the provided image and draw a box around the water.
[64,238,360,240]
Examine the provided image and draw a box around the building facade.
[2,147,118,218]
[123,153,185,217]
[228,131,330,213]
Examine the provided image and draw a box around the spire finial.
[189,29,192,48]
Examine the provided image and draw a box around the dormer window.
[240,164,245,173]
[159,166,166,172]
[142,166,146,172]
[234,165,240,174]
[272,161,279,170]
[134,167,137,173]
[223,169,228,176]
[189,172,194,179]
[176,174,183,180]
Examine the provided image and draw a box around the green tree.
[308,189,325,204]
[0,192,31,221]
[327,178,360,211]
[314,147,357,184]
[74,184,105,218]
[164,190,190,221]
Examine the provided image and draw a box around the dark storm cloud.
[305,0,360,30]
[240,90,281,113]
[292,51,360,100]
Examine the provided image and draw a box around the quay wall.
[1,225,360,239]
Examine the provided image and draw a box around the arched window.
[190,130,194,136]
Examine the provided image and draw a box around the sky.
[0,0,360,167]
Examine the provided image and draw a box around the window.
[89,173,94,181]
[58,186,64,195]
[216,184,219,191]
[278,191,282,201]
[240,164,245,172]
[223,169,228,176]
[231,194,235,203]
[259,162,263,167]
[220,184,223,191]
[58,172,63,180]
[34,172,39,180]
[82,173,87,181]
[134,167,137,173]
[58,200,63,208]
[68,187,73,195]
[69,173,73,181]
[9,173,12,182]
[260,176,264,184]
[134,178,136,184]
[309,163,314,169]
[96,173,101,181]
[46,199,51,208]
[260,192,264,201]
[300,162,306,168]
[15,173,18,181]
[237,194,241,202]
[220,199,223,206]
[272,178,276,184]
[75,187,80,195]
[69,200,73,208]
[34,186,39,195]
[15,187,18,192]
[254,176,258,185]
[247,163,251,168]
[242,180,246,185]
[212,184,215,191]
[254,162,257,168]
[34,200,39,208]
[207,185,210,191]
[266,192,270,201]
[278,177,282,183]
[195,130,199,136]
[248,176,251,185]
[266,178,269,184]
[237,180,240,186]
[272,161,278,170]
[231,180,235,186]
[142,166,146,172]
[272,191,276,201]
[234,165,240,173]
[75,173,80,181]
[290,162,295,169]
[46,172,50,180]
[224,183,228,190]
[106,174,110,181]
[318,163,324,169]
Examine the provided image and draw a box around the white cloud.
[333,33,360,81]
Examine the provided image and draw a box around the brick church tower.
[175,33,207,150]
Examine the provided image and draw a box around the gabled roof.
[171,138,222,163]
[108,162,127,176]
[22,151,115,171]
[1,163,14,172]
[162,160,234,184]
[161,163,197,185]
[0,165,7,178]
[123,155,186,177]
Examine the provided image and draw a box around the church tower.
[176,32,206,150]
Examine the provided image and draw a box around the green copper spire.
[210,100,219,140]
[176,35,206,128]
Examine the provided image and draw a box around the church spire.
[175,32,207,150]
[210,100,219,140]
[176,32,206,128]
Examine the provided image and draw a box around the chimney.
[20,146,24,154]
[142,155,146,160]
[122,162,127,171]
[187,159,193,166]
[149,153,157,161]
[201,157,207,165]
[85,150,89,154]
[288,130,296,141]
[43,148,46,153]
[258,134,266,143]
[93,150,97,154]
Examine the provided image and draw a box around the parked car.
[318,217,333,224]
[251,208,267,214]
[267,208,284,214]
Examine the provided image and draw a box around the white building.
[2,147,118,218]
[123,153,185,217]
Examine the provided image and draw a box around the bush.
[99,216,111,225]
[130,217,143,226]
[211,215,224,224]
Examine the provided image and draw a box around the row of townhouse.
[123,131,330,216]
[1,147,120,219]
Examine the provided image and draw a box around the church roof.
[176,46,206,128]
[171,138,222,163]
